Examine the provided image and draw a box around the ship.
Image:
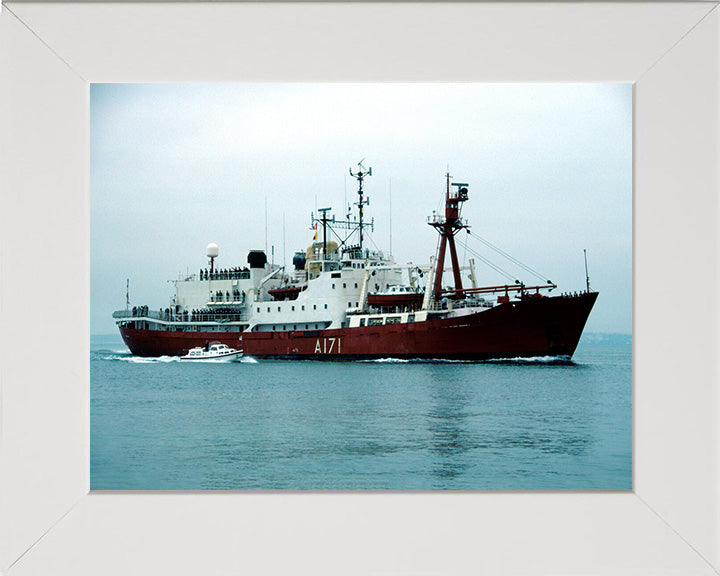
[114,164,598,360]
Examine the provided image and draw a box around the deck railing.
[426,298,495,312]
[113,308,249,323]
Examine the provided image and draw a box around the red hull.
[119,292,597,360]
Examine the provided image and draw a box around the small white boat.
[180,342,244,361]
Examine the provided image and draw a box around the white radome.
[206,243,219,258]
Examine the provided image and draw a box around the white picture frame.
[1,2,718,574]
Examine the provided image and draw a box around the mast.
[428,173,470,299]
[349,161,372,252]
[318,207,331,259]
[310,163,375,262]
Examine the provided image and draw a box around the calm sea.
[91,334,632,490]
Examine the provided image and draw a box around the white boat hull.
[179,344,244,361]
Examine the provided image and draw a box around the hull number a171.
[314,337,341,354]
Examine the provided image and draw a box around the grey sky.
[91,83,631,335]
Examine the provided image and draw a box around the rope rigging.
[461,240,517,284]
[467,230,550,284]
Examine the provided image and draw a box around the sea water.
[91,334,631,490]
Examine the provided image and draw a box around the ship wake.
[359,356,575,365]
[103,353,179,363]
[101,352,257,364]
[486,355,575,365]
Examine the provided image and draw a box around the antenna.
[389,178,392,257]
[584,249,591,293]
[283,211,286,270]
[206,243,219,274]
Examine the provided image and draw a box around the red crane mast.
[428,173,470,299]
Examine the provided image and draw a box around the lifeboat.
[367,285,424,309]
[267,285,307,301]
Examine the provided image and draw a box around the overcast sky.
[91,83,631,335]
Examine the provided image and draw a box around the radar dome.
[206,243,219,258]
